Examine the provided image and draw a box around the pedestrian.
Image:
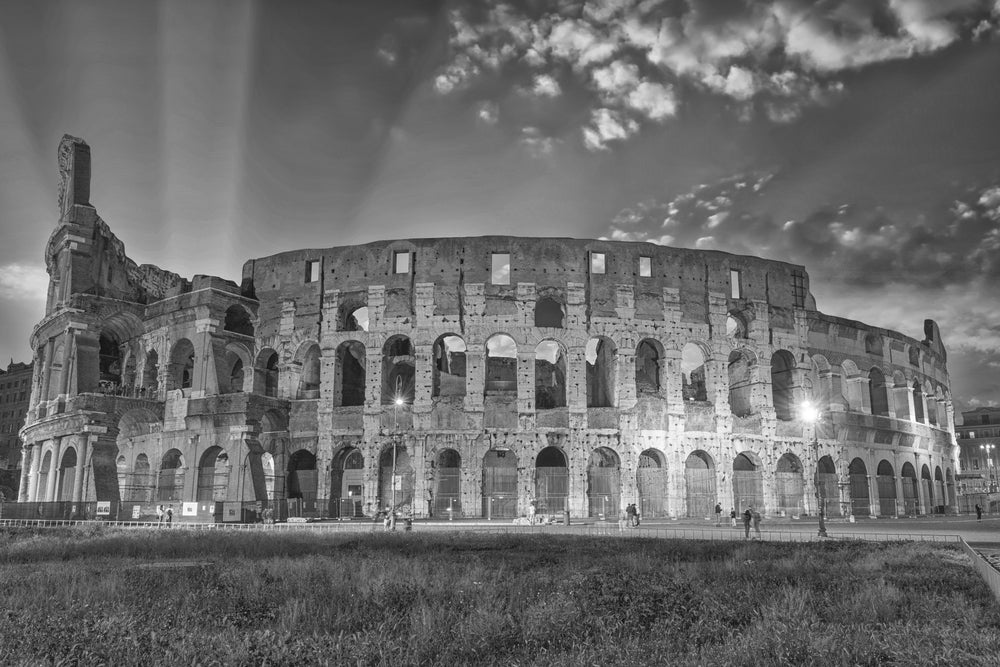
[626,503,636,527]
[730,507,737,527]
[742,507,752,540]
[975,503,983,521]
[383,506,392,531]
[156,504,164,525]
[528,499,537,525]
[752,508,762,539]
[634,505,641,527]
[165,506,173,525]
[714,503,722,526]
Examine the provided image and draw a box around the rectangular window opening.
[791,270,806,308]
[491,253,511,285]
[591,252,606,274]
[305,260,320,283]
[730,269,742,299]
[639,256,651,277]
[393,251,411,274]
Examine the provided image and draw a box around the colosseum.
[16,135,960,523]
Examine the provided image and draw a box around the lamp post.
[801,401,827,538]
[982,443,996,493]
[391,393,404,530]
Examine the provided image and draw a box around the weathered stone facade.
[18,135,960,521]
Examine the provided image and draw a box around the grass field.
[1,527,998,666]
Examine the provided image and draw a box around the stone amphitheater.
[17,135,959,522]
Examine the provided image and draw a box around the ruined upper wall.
[242,236,816,334]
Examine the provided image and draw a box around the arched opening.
[869,367,889,417]
[726,312,747,338]
[876,460,897,517]
[196,446,230,502]
[912,381,925,423]
[534,446,568,514]
[142,350,159,397]
[865,334,883,355]
[908,346,920,366]
[681,344,708,401]
[485,334,517,396]
[297,344,321,399]
[934,466,945,513]
[116,455,128,500]
[261,351,279,397]
[684,451,715,518]
[432,448,462,517]
[534,340,566,409]
[342,305,369,332]
[379,443,414,514]
[774,453,803,517]
[921,465,933,515]
[227,358,245,394]
[99,332,123,391]
[771,350,796,421]
[637,449,667,518]
[927,392,938,426]
[901,462,919,515]
[728,350,754,417]
[223,304,254,337]
[732,452,763,512]
[382,336,415,404]
[432,335,467,398]
[157,449,185,502]
[534,297,564,328]
[169,339,195,391]
[849,458,870,516]
[816,455,839,516]
[287,450,318,517]
[586,447,620,518]
[57,447,77,502]
[586,337,616,408]
[635,339,662,395]
[482,449,517,519]
[335,341,366,407]
[330,448,364,518]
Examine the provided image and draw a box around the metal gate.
[482,465,517,519]
[685,468,716,518]
[900,477,917,515]
[432,468,461,518]
[732,470,763,512]
[774,472,803,516]
[815,473,839,516]
[637,467,668,518]
[922,479,933,514]
[876,475,897,516]
[587,467,620,518]
[850,474,870,516]
[535,467,568,514]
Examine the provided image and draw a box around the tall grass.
[0,527,997,665]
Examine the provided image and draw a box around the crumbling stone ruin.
[17,135,960,521]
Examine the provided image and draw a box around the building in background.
[0,359,32,501]
[955,406,1000,513]
[14,135,961,522]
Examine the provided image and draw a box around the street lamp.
[982,443,996,493]
[391,388,405,530]
[801,401,827,538]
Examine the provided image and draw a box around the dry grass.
[0,526,998,666]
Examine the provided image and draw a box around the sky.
[0,0,999,415]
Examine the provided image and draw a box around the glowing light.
[395,397,404,406]
[800,401,820,424]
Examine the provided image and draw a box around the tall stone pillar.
[27,444,42,502]
[72,436,89,504]
[18,445,32,502]
[867,474,879,518]
[43,441,59,502]
[894,473,906,517]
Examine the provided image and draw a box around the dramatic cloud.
[437,0,999,149]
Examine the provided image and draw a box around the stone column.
[59,328,77,397]
[894,473,906,517]
[18,444,32,502]
[43,441,59,502]
[72,436,89,504]
[39,338,54,403]
[27,444,42,502]
[915,467,928,515]
[867,474,879,518]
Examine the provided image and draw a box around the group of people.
[155,504,173,525]
[618,503,641,529]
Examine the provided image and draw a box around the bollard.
[563,510,570,526]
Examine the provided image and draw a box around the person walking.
[742,507,752,540]
[975,503,983,521]
[156,504,164,525]
[626,503,636,528]
[730,507,737,527]
[165,506,173,525]
[714,503,723,526]
[752,508,762,539]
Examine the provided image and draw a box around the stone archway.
[586,447,620,518]
[637,449,667,518]
[684,451,715,518]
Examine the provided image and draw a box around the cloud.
[520,126,560,156]
[0,264,48,301]
[476,101,499,124]
[437,0,995,145]
[582,107,638,150]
